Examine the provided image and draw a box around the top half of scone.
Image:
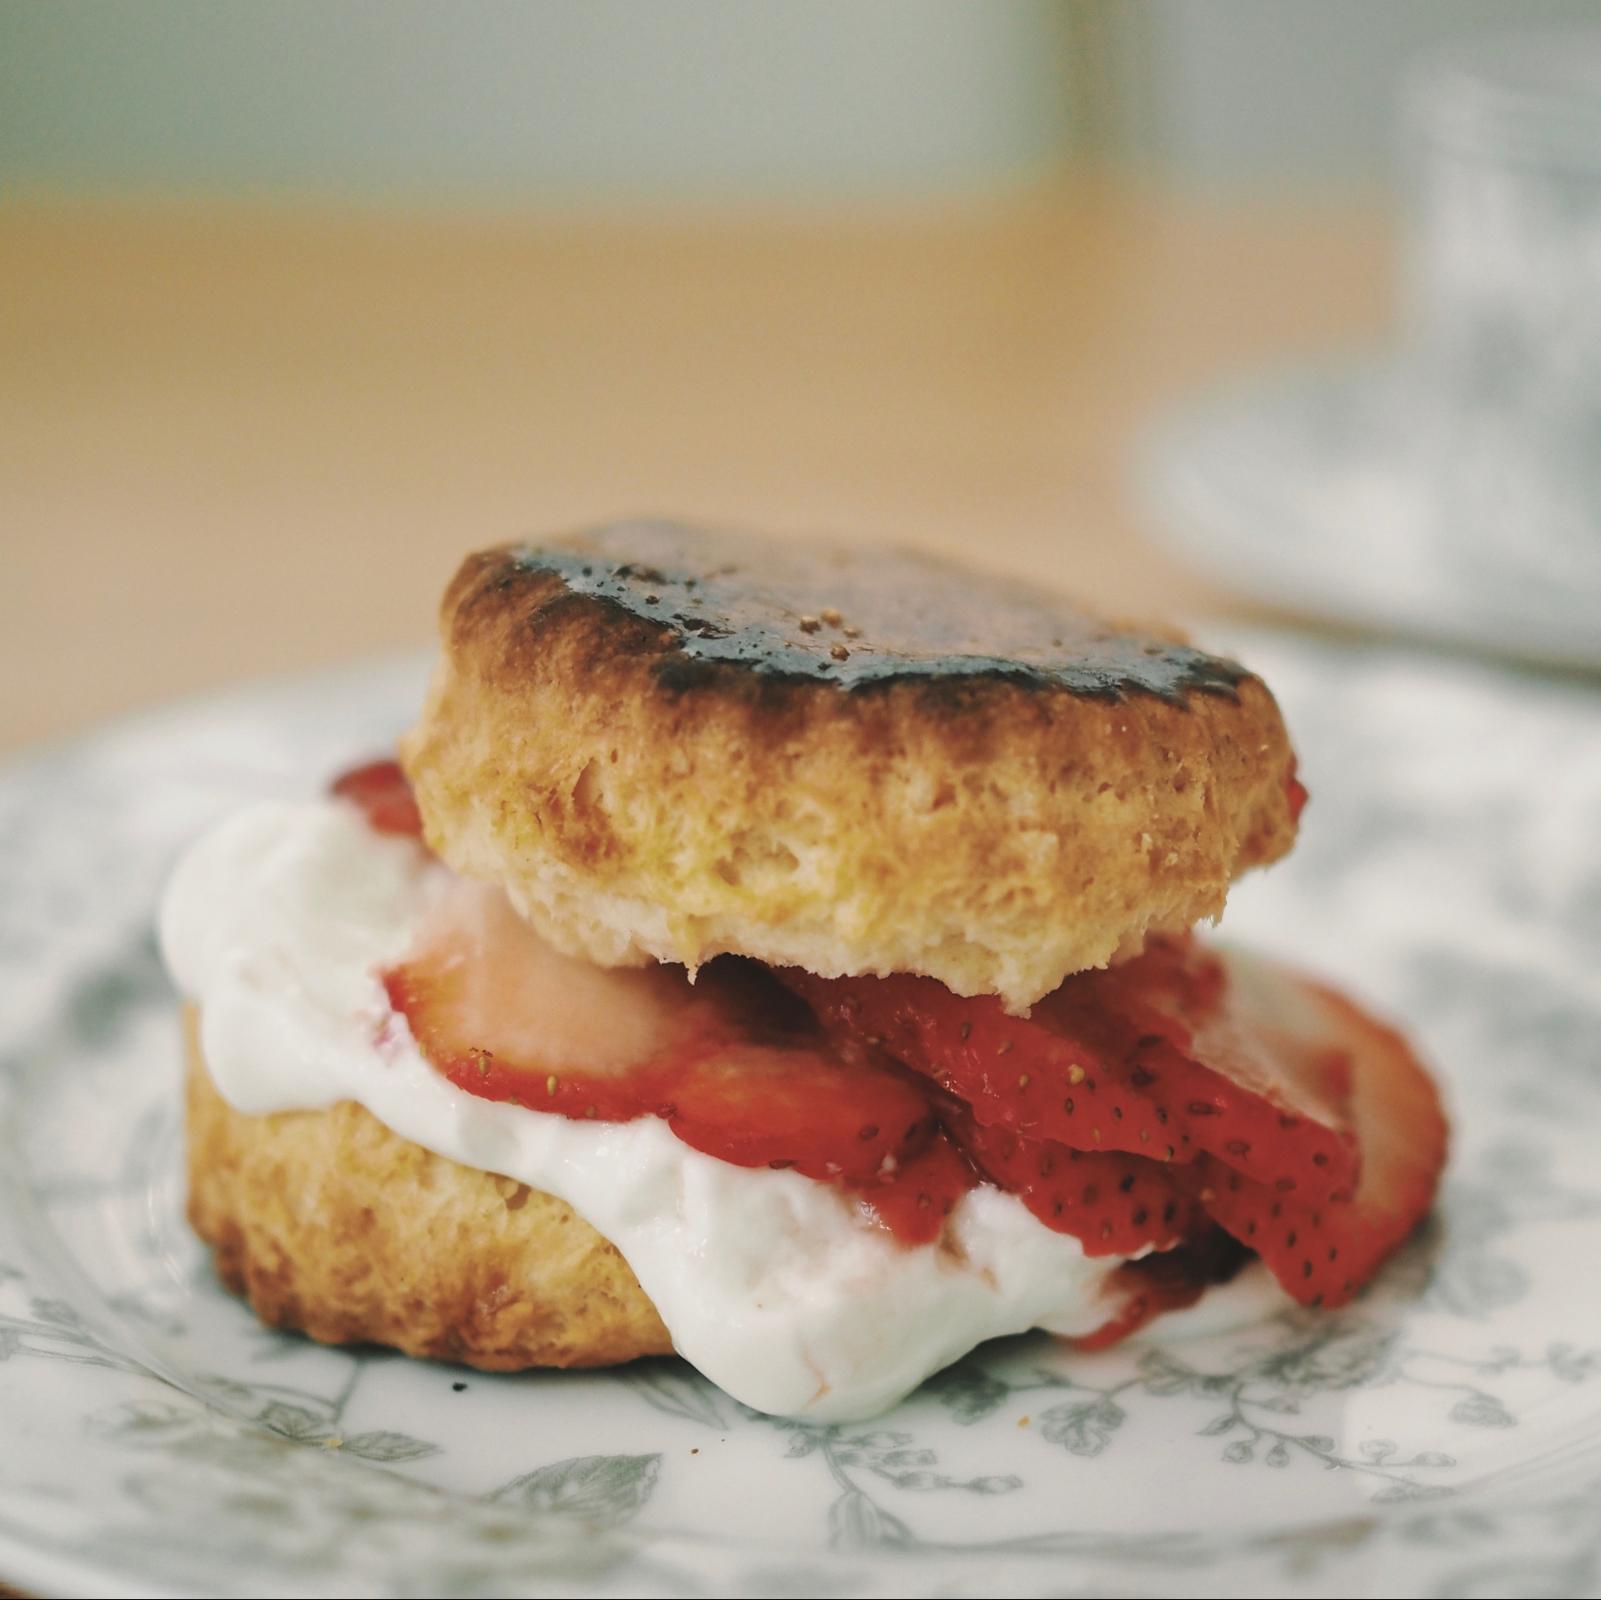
[401,520,1304,1011]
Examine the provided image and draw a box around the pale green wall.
[6,1,1595,202]
[0,1,1073,200]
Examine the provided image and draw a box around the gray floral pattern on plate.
[1,636,1599,1598]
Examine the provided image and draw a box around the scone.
[163,520,1447,1421]
[184,1008,670,1368]
[406,529,1298,1008]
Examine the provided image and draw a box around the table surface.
[0,183,1390,756]
[0,183,1387,1598]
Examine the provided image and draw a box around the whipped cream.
[160,800,1130,1421]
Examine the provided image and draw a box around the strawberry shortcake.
[163,521,1447,1421]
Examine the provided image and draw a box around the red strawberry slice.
[1072,1227,1251,1350]
[1284,757,1310,824]
[1044,939,1358,1202]
[331,758,425,839]
[386,878,720,1123]
[942,1102,1200,1257]
[854,1133,976,1246]
[1172,956,1447,1308]
[783,970,1182,1162]
[785,938,1359,1204]
[664,1042,940,1187]
[384,879,962,1233]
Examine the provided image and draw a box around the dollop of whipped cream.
[160,799,1130,1421]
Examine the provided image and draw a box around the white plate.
[1138,358,1601,672]
[2,638,1601,1599]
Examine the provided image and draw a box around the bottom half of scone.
[184,1008,673,1370]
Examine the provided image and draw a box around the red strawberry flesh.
[853,1133,976,1244]
[942,1100,1202,1257]
[782,969,1185,1163]
[332,758,425,839]
[1046,939,1359,1202]
[1073,1228,1252,1350]
[787,937,1360,1204]
[1169,960,1447,1308]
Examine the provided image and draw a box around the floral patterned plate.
[2,634,1600,1599]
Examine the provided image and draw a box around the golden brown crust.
[184,1010,671,1369]
[402,522,1301,1010]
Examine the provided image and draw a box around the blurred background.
[4,0,1597,749]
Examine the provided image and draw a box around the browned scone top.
[403,521,1302,1009]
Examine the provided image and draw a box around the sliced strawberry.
[854,1133,976,1246]
[384,879,960,1237]
[942,1103,1200,1257]
[783,969,1182,1162]
[1043,939,1358,1202]
[389,969,677,1124]
[1171,956,1448,1308]
[1285,758,1310,823]
[665,1042,938,1186]
[332,758,424,839]
[386,879,719,1123]
[1072,1228,1250,1350]
[785,938,1359,1204]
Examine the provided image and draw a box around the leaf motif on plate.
[1039,1397,1124,1458]
[341,1431,439,1463]
[1136,1348,1198,1397]
[495,1454,661,1525]
[832,1429,910,1468]
[1450,1393,1516,1429]
[258,1402,331,1443]
[1546,1343,1597,1384]
[1250,1325,1396,1393]
[826,1488,912,1552]
[618,1360,728,1429]
[924,1361,1009,1426]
